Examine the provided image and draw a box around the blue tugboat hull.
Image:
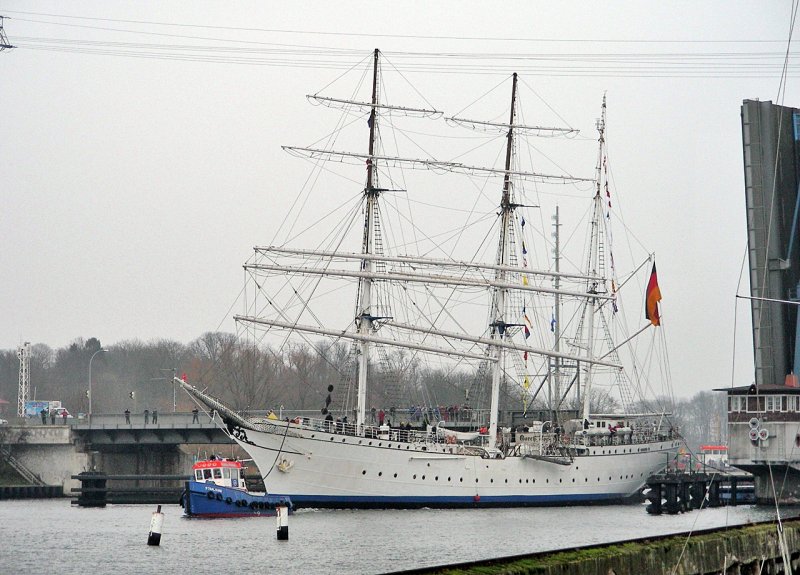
[182,481,292,518]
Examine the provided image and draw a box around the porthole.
[388,444,392,448]
[311,434,316,438]
[490,479,494,483]
[341,438,346,442]
[369,441,373,445]
[546,479,549,483]
[519,479,522,483]
[422,475,426,480]
[435,476,438,481]
[460,478,463,482]
[330,437,334,441]
[378,443,382,447]
[447,477,451,481]
[559,478,562,483]
[585,478,588,482]
[393,473,397,478]
[572,478,575,483]
[504,479,508,483]
[413,474,417,479]
[597,477,600,482]
[475,478,479,483]
[378,472,382,477]
[362,470,366,475]
[526,479,529,483]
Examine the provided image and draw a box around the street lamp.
[156,368,177,412]
[88,348,108,424]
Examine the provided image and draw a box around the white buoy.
[276,505,289,540]
[147,505,164,546]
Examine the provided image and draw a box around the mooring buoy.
[276,505,289,540]
[147,505,164,546]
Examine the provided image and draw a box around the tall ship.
[181,49,680,508]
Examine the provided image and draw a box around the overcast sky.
[0,1,796,398]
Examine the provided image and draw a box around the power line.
[2,9,789,44]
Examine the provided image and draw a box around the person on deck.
[40,408,47,425]
[124,409,130,424]
[191,408,199,423]
[144,409,149,425]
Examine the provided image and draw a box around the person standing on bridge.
[124,409,130,424]
[144,409,149,425]
[152,409,158,424]
[40,408,47,425]
[192,408,199,423]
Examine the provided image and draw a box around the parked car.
[0,418,8,425]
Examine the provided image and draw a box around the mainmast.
[551,207,562,411]
[355,48,381,433]
[580,95,608,424]
[487,73,518,453]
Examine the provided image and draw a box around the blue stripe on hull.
[268,492,633,509]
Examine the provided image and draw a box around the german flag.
[645,262,662,326]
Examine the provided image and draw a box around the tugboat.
[181,456,291,518]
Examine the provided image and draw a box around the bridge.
[0,411,242,495]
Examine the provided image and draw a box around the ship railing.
[262,416,438,444]
[570,427,679,448]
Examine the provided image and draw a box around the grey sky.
[0,1,795,398]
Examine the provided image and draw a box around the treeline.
[0,335,726,451]
[0,333,496,417]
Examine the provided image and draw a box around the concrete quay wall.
[392,520,800,575]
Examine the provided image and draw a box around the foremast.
[356,48,381,433]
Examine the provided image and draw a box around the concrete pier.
[388,518,800,575]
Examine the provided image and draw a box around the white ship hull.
[230,420,680,508]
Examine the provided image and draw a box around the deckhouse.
[192,457,247,491]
